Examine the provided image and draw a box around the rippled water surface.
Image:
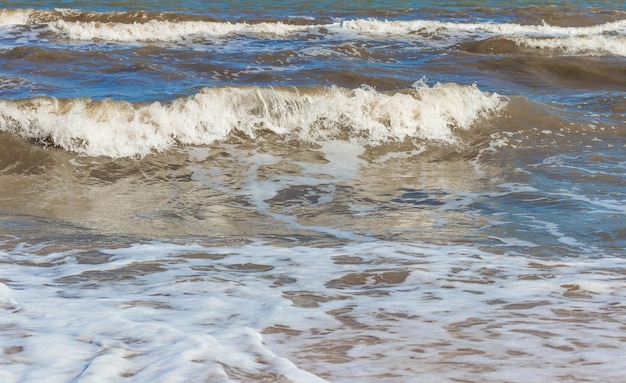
[1,1,625,382]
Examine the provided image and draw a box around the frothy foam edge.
[2,9,625,58]
[49,19,318,41]
[0,9,32,26]
[513,35,626,57]
[1,238,626,382]
[48,17,626,45]
[0,82,505,158]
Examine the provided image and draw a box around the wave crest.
[2,9,625,57]
[0,83,505,158]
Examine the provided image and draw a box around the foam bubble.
[0,83,505,158]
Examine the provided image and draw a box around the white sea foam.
[4,7,622,57]
[340,18,626,38]
[0,281,17,307]
[49,19,318,41]
[44,15,626,42]
[4,8,624,57]
[0,9,32,26]
[1,238,625,382]
[0,83,505,157]
[340,18,626,56]
[35,13,626,57]
[514,35,626,56]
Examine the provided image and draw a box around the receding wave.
[0,82,505,158]
[1,8,625,57]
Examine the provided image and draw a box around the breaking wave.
[1,8,625,56]
[0,82,505,158]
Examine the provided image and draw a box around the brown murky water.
[1,2,626,382]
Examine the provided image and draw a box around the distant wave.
[0,82,505,158]
[512,35,626,57]
[459,35,626,57]
[1,8,625,56]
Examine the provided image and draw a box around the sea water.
[0,1,625,382]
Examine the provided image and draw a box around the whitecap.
[0,83,505,158]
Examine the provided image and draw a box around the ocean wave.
[0,9,32,26]
[461,35,626,57]
[340,17,626,36]
[1,9,625,57]
[340,18,626,56]
[0,82,505,158]
[49,19,317,41]
[512,35,626,57]
[49,16,626,43]
[0,8,324,42]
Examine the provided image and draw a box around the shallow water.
[1,1,625,382]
